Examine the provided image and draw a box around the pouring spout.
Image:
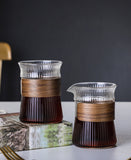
[67,84,77,94]
[67,82,117,102]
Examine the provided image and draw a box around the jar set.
[18,60,117,148]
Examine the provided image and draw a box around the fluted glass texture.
[18,60,63,123]
[18,60,62,78]
[67,82,117,148]
[67,82,116,102]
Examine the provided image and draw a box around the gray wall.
[0,0,131,101]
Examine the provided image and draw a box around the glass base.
[20,96,63,123]
[73,118,117,148]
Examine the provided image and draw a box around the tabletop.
[0,102,131,160]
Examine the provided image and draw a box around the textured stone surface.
[0,113,72,151]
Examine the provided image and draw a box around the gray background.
[0,0,131,101]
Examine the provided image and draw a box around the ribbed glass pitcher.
[67,82,117,148]
[18,60,63,123]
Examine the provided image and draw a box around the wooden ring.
[21,78,61,97]
[77,102,115,122]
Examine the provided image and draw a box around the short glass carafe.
[67,82,117,148]
[18,60,63,123]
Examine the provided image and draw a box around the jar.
[18,60,63,123]
[67,82,117,148]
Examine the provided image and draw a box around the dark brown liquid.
[73,118,117,148]
[20,96,63,123]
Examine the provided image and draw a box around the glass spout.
[67,82,117,102]
[67,84,77,94]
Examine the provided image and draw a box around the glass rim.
[71,82,117,89]
[18,60,62,66]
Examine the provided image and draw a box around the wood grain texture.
[21,78,60,97]
[77,102,115,122]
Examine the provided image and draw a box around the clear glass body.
[67,82,117,148]
[18,60,63,123]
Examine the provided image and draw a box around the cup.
[18,60,63,123]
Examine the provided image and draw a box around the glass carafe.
[18,60,63,123]
[67,82,117,148]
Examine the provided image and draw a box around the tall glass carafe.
[18,60,63,123]
[67,82,117,148]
